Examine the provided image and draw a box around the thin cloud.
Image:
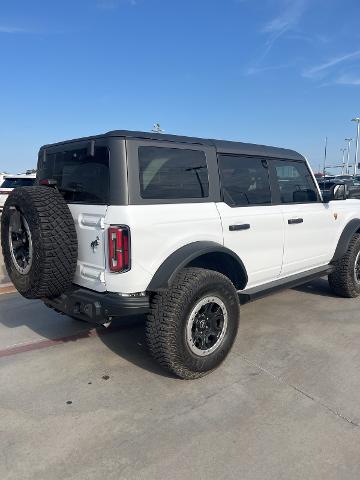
[303,49,360,79]
[247,0,307,74]
[262,0,307,53]
[96,0,136,8]
[336,73,360,86]
[0,26,28,34]
[245,62,294,75]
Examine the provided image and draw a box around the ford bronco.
[1,130,359,379]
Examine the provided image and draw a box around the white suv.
[0,173,36,212]
[1,130,360,379]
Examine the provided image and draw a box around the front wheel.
[328,233,360,298]
[145,268,240,379]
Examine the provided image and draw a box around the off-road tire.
[328,234,360,298]
[1,186,78,299]
[146,267,240,379]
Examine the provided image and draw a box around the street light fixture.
[340,147,347,175]
[345,138,353,174]
[352,117,360,176]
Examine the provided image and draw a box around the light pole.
[352,117,360,177]
[345,138,353,174]
[340,148,347,175]
[323,136,328,181]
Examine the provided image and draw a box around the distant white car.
[0,173,36,212]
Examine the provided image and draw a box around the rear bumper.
[44,286,150,325]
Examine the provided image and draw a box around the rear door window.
[38,146,110,204]
[138,146,209,199]
[218,155,271,206]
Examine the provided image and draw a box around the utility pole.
[352,117,360,177]
[340,148,347,175]
[345,138,353,175]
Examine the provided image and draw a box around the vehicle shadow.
[292,277,339,298]
[0,294,173,378]
[98,317,175,378]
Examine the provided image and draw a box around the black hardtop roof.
[40,129,305,161]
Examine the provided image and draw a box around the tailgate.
[68,204,108,292]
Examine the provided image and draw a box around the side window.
[138,146,209,199]
[218,155,271,207]
[272,160,319,204]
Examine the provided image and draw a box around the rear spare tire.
[1,186,78,299]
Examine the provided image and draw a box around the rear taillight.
[108,226,130,273]
[39,179,57,187]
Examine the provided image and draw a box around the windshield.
[37,146,110,204]
[1,177,35,188]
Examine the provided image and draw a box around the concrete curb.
[0,283,16,295]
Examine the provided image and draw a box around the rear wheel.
[328,234,360,298]
[146,268,240,379]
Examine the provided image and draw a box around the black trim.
[238,265,334,303]
[44,129,302,161]
[147,241,248,291]
[44,287,149,325]
[288,218,303,224]
[229,224,250,231]
[331,219,360,262]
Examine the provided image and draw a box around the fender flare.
[332,219,360,262]
[147,241,248,291]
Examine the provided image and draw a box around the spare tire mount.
[8,208,33,275]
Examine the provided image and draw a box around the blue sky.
[0,0,359,173]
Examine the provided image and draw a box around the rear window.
[1,178,35,188]
[37,147,110,204]
[138,146,209,199]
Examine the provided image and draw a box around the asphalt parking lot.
[1,279,360,480]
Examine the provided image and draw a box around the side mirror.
[323,184,348,203]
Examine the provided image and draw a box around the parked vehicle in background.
[335,174,353,181]
[0,173,36,212]
[3,130,360,379]
[318,178,360,200]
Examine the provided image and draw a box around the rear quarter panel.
[104,203,223,293]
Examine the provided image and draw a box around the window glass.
[1,178,35,188]
[139,147,209,199]
[218,155,271,206]
[37,146,110,204]
[273,160,318,203]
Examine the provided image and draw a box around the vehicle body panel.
[216,203,284,287]
[279,202,339,275]
[104,203,223,293]
[68,204,108,292]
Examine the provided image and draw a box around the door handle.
[288,218,303,225]
[229,224,250,231]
